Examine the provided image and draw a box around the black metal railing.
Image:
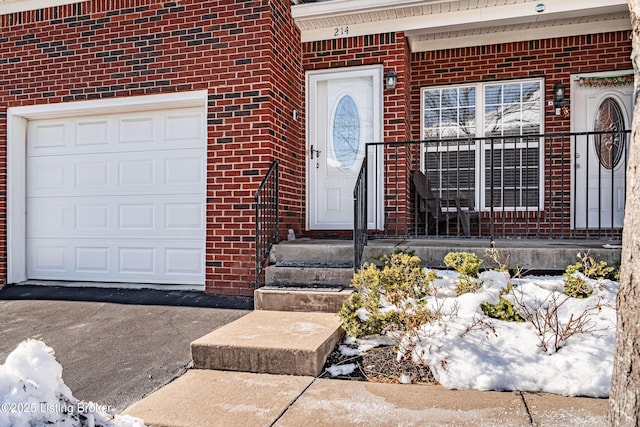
[353,130,629,267]
[254,161,279,288]
[353,159,368,272]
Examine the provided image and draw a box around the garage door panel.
[76,204,110,231]
[76,119,110,147]
[29,151,204,198]
[76,160,110,189]
[119,247,155,274]
[165,156,206,186]
[28,239,204,284]
[32,122,68,150]
[31,245,67,273]
[75,247,110,273]
[28,199,68,233]
[28,161,68,193]
[165,203,203,230]
[27,107,206,285]
[119,117,155,144]
[28,109,204,157]
[165,113,205,141]
[118,159,156,187]
[29,196,204,239]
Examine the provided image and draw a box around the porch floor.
[282,237,621,273]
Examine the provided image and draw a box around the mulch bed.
[320,342,437,385]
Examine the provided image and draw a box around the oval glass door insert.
[332,95,360,167]
[594,97,625,170]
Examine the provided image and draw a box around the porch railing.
[353,159,368,272]
[354,130,629,268]
[255,161,279,288]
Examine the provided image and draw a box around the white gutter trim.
[0,0,82,15]
[295,0,629,43]
[408,18,632,52]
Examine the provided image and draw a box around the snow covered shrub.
[483,244,525,277]
[480,285,525,322]
[510,287,608,354]
[563,252,618,298]
[339,252,437,338]
[444,252,483,295]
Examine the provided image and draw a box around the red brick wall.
[0,0,303,295]
[269,0,304,239]
[410,32,632,137]
[302,32,413,236]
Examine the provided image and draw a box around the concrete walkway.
[125,370,608,427]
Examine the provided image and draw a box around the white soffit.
[0,0,82,15]
[292,0,631,51]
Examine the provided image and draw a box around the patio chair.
[455,194,481,237]
[411,170,458,236]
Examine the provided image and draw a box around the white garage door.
[26,107,206,286]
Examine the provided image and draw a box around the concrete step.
[270,239,353,266]
[254,287,352,313]
[264,265,354,288]
[191,310,344,376]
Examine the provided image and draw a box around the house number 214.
[334,27,349,37]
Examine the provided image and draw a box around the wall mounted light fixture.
[553,81,568,116]
[553,82,565,105]
[385,70,397,91]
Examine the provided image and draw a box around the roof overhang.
[292,0,631,52]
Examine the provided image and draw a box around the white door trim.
[305,65,384,230]
[7,90,209,284]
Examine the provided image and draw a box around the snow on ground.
[340,269,618,398]
[0,339,145,427]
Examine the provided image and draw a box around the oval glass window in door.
[594,97,626,170]
[332,95,360,167]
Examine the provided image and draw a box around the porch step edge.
[254,287,352,313]
[270,239,353,265]
[264,265,354,288]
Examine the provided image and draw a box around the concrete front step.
[191,310,344,377]
[270,239,353,266]
[264,265,354,288]
[254,287,352,312]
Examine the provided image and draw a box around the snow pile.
[0,339,145,427]
[355,270,617,398]
[326,363,357,377]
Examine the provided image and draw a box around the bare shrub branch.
[509,287,609,354]
[459,315,498,338]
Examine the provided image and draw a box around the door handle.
[310,145,322,159]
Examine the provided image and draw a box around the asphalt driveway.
[0,284,251,414]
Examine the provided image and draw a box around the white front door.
[307,66,383,230]
[572,73,632,229]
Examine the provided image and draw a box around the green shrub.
[338,253,437,338]
[481,286,524,322]
[444,252,483,295]
[563,252,618,298]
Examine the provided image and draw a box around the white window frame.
[420,78,545,212]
